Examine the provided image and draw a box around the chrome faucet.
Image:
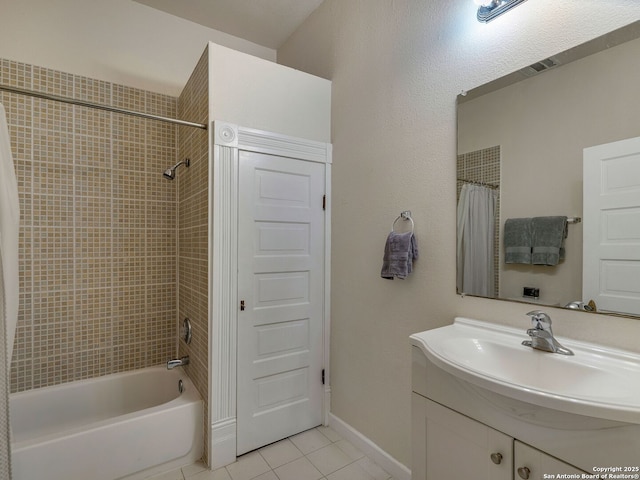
[167,356,190,369]
[564,301,595,312]
[522,311,573,356]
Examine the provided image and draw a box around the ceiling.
[133,0,325,49]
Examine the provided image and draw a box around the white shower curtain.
[0,103,19,364]
[457,184,498,297]
[1,102,19,479]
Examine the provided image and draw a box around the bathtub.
[10,366,203,480]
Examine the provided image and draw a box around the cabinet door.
[422,397,512,480]
[514,440,592,479]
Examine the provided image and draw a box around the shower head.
[163,158,190,180]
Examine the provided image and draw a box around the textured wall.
[177,46,209,464]
[1,58,178,393]
[278,0,640,468]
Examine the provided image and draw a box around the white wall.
[278,0,640,469]
[209,42,331,143]
[0,0,275,96]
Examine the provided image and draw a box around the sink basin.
[410,318,640,424]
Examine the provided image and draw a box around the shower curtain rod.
[0,84,208,130]
[457,178,499,189]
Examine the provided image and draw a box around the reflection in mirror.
[456,20,640,318]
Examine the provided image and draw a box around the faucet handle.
[526,310,552,329]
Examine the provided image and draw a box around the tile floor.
[150,426,397,480]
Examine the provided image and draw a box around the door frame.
[208,121,332,469]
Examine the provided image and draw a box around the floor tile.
[225,452,271,480]
[326,462,378,480]
[316,426,342,443]
[306,444,353,475]
[334,439,365,461]
[274,457,324,480]
[356,457,391,480]
[188,468,230,480]
[151,426,395,480]
[182,462,208,477]
[289,428,332,454]
[253,470,279,480]
[258,438,303,469]
[249,471,279,480]
[149,468,184,480]
[206,468,232,480]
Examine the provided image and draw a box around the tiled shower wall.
[178,47,209,461]
[456,145,501,295]
[1,58,179,392]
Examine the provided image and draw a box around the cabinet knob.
[490,452,503,465]
[517,466,531,479]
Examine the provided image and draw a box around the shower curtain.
[457,183,498,297]
[1,102,19,479]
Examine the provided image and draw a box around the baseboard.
[209,418,237,470]
[328,413,411,480]
[323,386,331,425]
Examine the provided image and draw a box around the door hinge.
[240,300,245,311]
[322,195,326,211]
[322,368,325,385]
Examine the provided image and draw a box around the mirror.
[456,20,640,318]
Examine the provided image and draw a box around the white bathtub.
[10,366,203,480]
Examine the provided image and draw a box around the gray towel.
[531,216,567,266]
[504,218,532,264]
[381,231,418,279]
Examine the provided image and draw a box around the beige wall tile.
[177,46,209,463]
[3,58,178,392]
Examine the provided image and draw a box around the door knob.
[517,466,531,479]
[490,452,503,464]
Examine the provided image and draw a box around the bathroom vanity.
[411,318,640,479]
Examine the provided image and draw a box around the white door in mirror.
[583,136,640,316]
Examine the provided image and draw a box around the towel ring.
[392,211,414,233]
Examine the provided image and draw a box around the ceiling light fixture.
[474,0,528,23]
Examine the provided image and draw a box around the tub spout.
[167,356,189,370]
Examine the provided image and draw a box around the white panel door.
[236,150,325,455]
[583,136,640,316]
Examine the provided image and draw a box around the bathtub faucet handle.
[167,356,190,370]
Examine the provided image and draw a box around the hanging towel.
[504,218,532,264]
[381,231,418,280]
[531,216,567,266]
[0,103,20,365]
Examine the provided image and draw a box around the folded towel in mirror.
[504,218,532,264]
[381,231,418,279]
[532,216,567,266]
